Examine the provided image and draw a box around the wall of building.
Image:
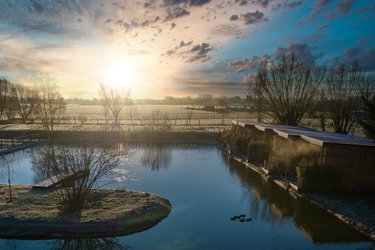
[323,144,375,192]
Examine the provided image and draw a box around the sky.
[0,0,374,99]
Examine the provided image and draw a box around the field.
[63,104,258,130]
[0,104,259,132]
[2,104,363,135]
[66,104,253,120]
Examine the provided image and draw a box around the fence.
[0,129,220,143]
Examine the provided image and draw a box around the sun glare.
[105,61,138,90]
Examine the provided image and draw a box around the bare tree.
[99,84,130,131]
[323,63,367,134]
[141,144,171,171]
[32,144,127,212]
[245,75,264,122]
[196,94,213,108]
[358,76,375,140]
[3,94,18,121]
[0,157,12,202]
[143,110,172,131]
[11,83,40,123]
[38,77,66,136]
[77,113,88,125]
[250,55,325,126]
[101,97,110,125]
[218,96,229,125]
[0,78,11,120]
[186,110,193,125]
[128,105,138,130]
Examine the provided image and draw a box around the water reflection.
[50,238,131,250]
[1,145,372,250]
[226,156,366,243]
[141,144,171,171]
[0,238,132,250]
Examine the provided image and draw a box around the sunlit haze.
[0,0,374,98]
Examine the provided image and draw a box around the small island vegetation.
[0,143,171,239]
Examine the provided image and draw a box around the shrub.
[296,165,341,192]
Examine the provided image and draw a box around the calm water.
[0,144,373,250]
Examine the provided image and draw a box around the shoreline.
[0,185,171,239]
[229,153,375,242]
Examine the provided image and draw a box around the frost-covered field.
[2,104,259,131]
[66,104,251,120]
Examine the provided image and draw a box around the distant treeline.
[65,95,247,106]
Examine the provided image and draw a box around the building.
[229,121,375,192]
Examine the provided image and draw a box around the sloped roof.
[234,121,375,147]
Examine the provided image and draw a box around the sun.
[105,60,138,90]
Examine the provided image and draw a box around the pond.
[0,144,373,250]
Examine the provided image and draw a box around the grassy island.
[0,184,171,239]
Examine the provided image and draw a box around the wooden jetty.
[32,170,89,189]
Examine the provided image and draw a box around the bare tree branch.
[248,55,325,125]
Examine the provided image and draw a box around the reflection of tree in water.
[32,156,53,184]
[50,238,131,250]
[357,243,375,250]
[226,155,366,243]
[141,144,171,171]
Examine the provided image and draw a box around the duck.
[246,218,252,222]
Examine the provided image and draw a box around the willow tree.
[99,84,130,131]
[249,55,325,126]
[323,63,366,134]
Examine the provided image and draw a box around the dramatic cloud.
[186,43,213,62]
[235,0,249,6]
[335,0,354,13]
[250,0,275,8]
[165,7,190,20]
[284,1,303,9]
[164,40,193,56]
[242,10,268,25]
[275,44,320,64]
[306,0,357,20]
[230,15,239,21]
[318,24,329,30]
[227,55,270,72]
[241,74,256,84]
[315,0,331,8]
[210,24,242,38]
[0,0,373,98]
[332,46,375,71]
[163,0,211,6]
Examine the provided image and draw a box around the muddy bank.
[0,185,171,239]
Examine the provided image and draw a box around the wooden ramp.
[32,170,89,189]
